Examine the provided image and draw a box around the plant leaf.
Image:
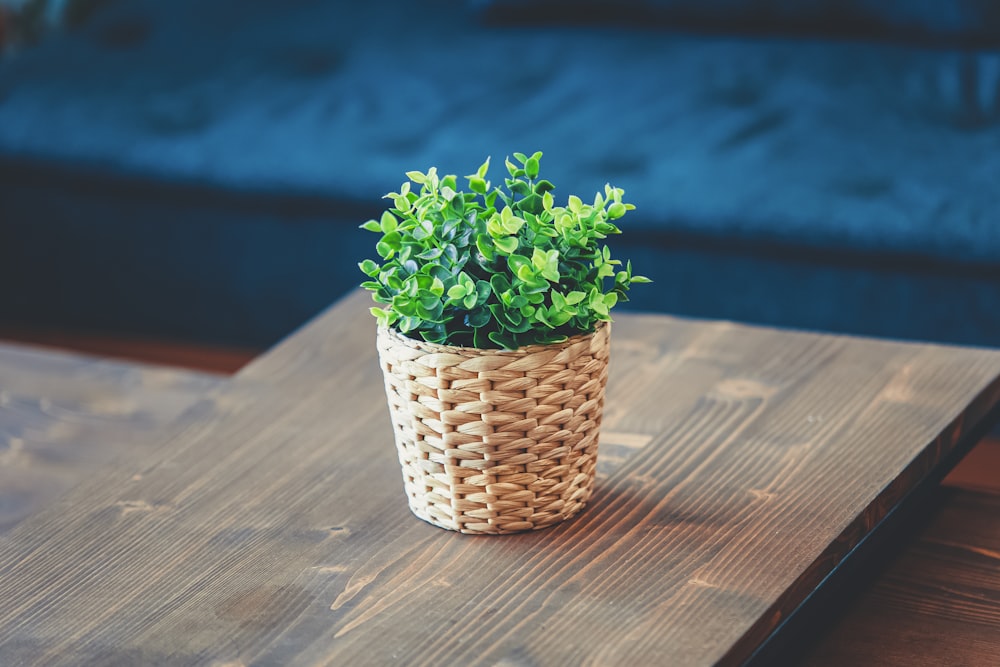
[525,156,539,179]
[494,235,518,254]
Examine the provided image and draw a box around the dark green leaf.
[490,274,510,294]
[518,193,542,215]
[429,265,452,282]
[476,234,495,261]
[508,180,530,196]
[488,330,517,350]
[421,325,448,344]
[466,307,491,328]
[474,327,494,348]
[475,280,492,303]
[534,179,555,195]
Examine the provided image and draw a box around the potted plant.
[360,152,649,534]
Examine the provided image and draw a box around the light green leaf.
[502,214,525,235]
[543,191,554,211]
[608,202,627,220]
[494,235,518,254]
[551,291,567,310]
[525,156,539,179]
[380,211,398,233]
[531,247,547,271]
[469,177,487,194]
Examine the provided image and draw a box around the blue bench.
[2,0,998,347]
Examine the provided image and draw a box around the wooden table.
[3,290,1000,666]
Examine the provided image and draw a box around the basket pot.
[376,321,611,534]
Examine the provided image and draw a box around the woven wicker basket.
[376,321,611,534]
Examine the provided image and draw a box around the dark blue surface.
[1,0,998,347]
[481,0,1000,46]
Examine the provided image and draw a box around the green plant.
[359,152,650,350]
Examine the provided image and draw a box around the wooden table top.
[3,290,1000,666]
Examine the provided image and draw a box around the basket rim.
[377,319,609,357]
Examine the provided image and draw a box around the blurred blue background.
[1,0,999,347]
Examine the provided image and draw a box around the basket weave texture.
[377,321,610,534]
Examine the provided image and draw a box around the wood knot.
[712,378,777,400]
[115,500,172,515]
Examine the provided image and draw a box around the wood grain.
[0,342,222,534]
[2,291,1000,666]
[801,489,1000,666]
[944,436,1000,495]
[0,326,258,374]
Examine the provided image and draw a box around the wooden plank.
[801,489,1000,666]
[0,327,259,374]
[944,437,1000,495]
[2,293,1000,666]
[0,342,223,534]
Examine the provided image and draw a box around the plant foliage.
[359,152,650,349]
